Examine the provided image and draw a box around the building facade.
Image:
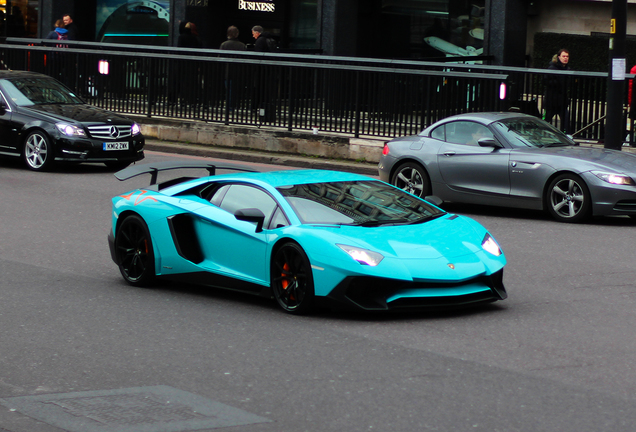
[2,0,636,67]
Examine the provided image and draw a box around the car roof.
[215,169,372,188]
[434,111,536,125]
[0,70,49,80]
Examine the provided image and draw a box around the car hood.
[20,104,134,125]
[308,214,489,260]
[513,146,636,173]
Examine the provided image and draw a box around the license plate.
[103,142,129,151]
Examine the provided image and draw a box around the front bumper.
[324,269,507,311]
[582,172,636,216]
[53,135,145,163]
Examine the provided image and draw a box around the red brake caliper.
[281,263,295,301]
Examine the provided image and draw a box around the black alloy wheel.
[391,162,431,198]
[23,131,53,171]
[546,173,591,223]
[115,215,156,286]
[271,242,315,314]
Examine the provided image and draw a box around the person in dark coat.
[220,26,246,51]
[251,25,275,52]
[7,6,26,37]
[544,49,571,133]
[177,22,202,48]
[171,22,202,106]
[63,14,79,40]
[220,26,246,110]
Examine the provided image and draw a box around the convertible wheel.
[23,131,53,171]
[391,162,431,198]
[271,242,315,314]
[546,174,591,223]
[115,215,156,287]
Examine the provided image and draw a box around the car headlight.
[56,123,86,137]
[337,244,384,266]
[132,123,141,136]
[481,234,502,256]
[592,171,635,186]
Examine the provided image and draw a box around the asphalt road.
[1,150,636,432]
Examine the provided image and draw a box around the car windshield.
[2,77,83,106]
[492,117,575,148]
[277,180,445,226]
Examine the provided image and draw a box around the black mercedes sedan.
[0,70,144,171]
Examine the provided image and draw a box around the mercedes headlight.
[481,234,502,256]
[56,123,86,137]
[132,123,141,135]
[337,244,384,266]
[592,171,635,186]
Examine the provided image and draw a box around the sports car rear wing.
[115,161,257,186]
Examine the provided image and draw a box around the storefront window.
[288,0,317,49]
[375,0,484,59]
[96,0,170,46]
[2,0,38,38]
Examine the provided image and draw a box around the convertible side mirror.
[0,100,6,116]
[424,195,443,207]
[235,208,265,233]
[478,138,503,149]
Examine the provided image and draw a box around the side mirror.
[424,195,443,207]
[478,138,503,149]
[235,208,265,233]
[0,100,6,115]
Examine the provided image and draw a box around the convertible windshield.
[493,117,575,148]
[2,77,83,106]
[277,180,445,226]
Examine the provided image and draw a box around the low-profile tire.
[23,131,54,171]
[270,242,315,314]
[546,173,591,223]
[390,161,431,198]
[105,161,132,171]
[115,214,156,287]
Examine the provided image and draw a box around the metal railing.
[0,38,616,141]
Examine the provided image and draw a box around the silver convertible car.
[378,112,636,222]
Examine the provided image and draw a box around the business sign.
[238,0,275,12]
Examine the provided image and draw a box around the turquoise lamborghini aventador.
[108,161,507,314]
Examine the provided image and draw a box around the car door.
[436,121,512,199]
[0,90,18,154]
[194,183,283,286]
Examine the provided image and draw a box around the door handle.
[443,151,456,156]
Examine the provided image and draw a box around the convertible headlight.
[481,234,502,256]
[56,123,86,137]
[337,244,384,266]
[592,171,635,186]
[131,122,141,136]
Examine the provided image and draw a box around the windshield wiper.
[543,142,569,147]
[355,220,397,227]
[355,214,445,227]
[405,213,447,224]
